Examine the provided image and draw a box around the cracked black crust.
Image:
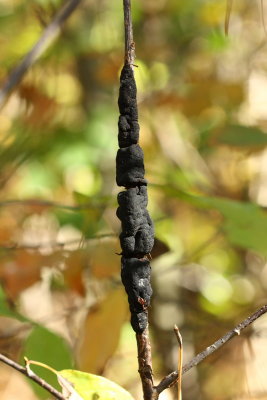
[118,64,139,148]
[117,64,154,333]
[116,145,147,187]
[121,257,152,333]
[117,186,154,256]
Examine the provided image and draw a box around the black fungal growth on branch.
[116,64,154,333]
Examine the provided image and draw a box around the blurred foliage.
[0,0,267,399]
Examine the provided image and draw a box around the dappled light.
[0,1,267,399]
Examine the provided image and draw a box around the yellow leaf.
[89,238,121,279]
[58,370,134,400]
[77,288,128,373]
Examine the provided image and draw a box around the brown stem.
[0,198,106,211]
[123,0,135,65]
[136,328,158,400]
[225,0,233,35]
[0,353,66,400]
[0,234,115,252]
[121,2,154,399]
[0,0,82,109]
[156,304,267,394]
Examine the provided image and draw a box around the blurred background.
[0,0,267,399]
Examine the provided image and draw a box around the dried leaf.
[77,288,128,373]
[89,238,121,279]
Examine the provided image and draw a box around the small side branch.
[173,325,183,400]
[156,304,267,394]
[0,0,82,109]
[123,0,135,65]
[0,353,66,400]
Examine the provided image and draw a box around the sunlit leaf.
[58,370,134,400]
[203,196,267,256]
[157,185,267,256]
[23,326,73,399]
[57,373,84,400]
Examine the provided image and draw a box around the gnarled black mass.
[117,63,154,333]
[121,257,152,333]
[116,144,147,187]
[118,64,139,147]
[117,186,154,256]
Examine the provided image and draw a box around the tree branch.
[155,304,267,394]
[0,198,106,211]
[0,233,115,252]
[136,329,157,400]
[225,0,233,35]
[0,353,66,400]
[123,0,135,66]
[0,0,82,109]
[121,2,154,400]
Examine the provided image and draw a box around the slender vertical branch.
[118,2,155,400]
[123,0,135,65]
[136,329,157,400]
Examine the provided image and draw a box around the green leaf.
[157,185,267,255]
[58,370,135,400]
[23,326,73,399]
[201,196,267,255]
[216,125,267,148]
[0,285,28,322]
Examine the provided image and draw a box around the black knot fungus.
[121,257,152,332]
[118,64,140,148]
[119,221,154,256]
[118,64,138,115]
[117,186,148,211]
[116,63,154,333]
[131,312,148,333]
[117,187,148,235]
[116,144,147,187]
[117,187,154,256]
[118,115,139,148]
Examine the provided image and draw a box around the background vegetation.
[0,0,267,399]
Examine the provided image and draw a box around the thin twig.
[0,0,82,109]
[0,198,107,211]
[225,0,233,35]
[174,325,183,400]
[136,328,157,400]
[156,304,267,394]
[260,0,267,36]
[0,234,115,252]
[123,0,135,66]
[0,353,66,400]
